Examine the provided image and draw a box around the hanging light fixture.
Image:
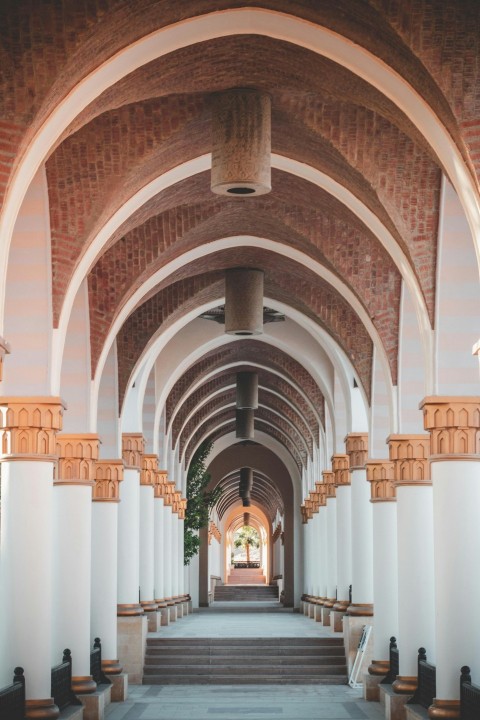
[225,268,264,336]
[236,408,255,439]
[239,467,253,497]
[236,371,258,409]
[243,512,250,527]
[211,88,271,196]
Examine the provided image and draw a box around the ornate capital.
[141,453,158,486]
[345,433,368,469]
[366,459,396,502]
[93,459,124,502]
[315,481,327,507]
[121,433,144,469]
[0,397,65,457]
[209,521,221,543]
[153,469,168,499]
[322,470,336,498]
[331,454,350,486]
[272,522,282,542]
[387,434,431,486]
[55,433,99,486]
[178,497,187,520]
[420,396,480,456]
[162,480,176,507]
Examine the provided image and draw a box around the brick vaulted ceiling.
[2,1,479,482]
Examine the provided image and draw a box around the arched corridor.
[1,3,480,720]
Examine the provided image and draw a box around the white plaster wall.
[333,372,348,453]
[142,368,156,453]
[369,347,394,458]
[60,280,91,432]
[397,281,427,433]
[435,177,480,394]
[2,166,53,395]
[97,341,121,457]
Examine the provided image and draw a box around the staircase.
[143,636,348,684]
[228,567,266,585]
[214,584,279,601]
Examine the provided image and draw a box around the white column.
[421,398,480,719]
[53,435,97,694]
[317,495,327,601]
[91,459,123,674]
[389,436,434,695]
[117,467,143,615]
[171,512,180,597]
[153,478,166,603]
[0,398,64,718]
[323,471,337,608]
[366,460,399,678]
[178,516,185,595]
[346,434,373,615]
[310,511,320,596]
[139,454,157,611]
[163,506,173,600]
[332,456,352,611]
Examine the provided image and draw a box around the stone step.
[147,637,344,647]
[145,645,345,657]
[143,634,347,685]
[144,664,347,676]
[144,655,347,666]
[143,674,348,685]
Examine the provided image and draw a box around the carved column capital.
[366,459,396,502]
[345,433,368,469]
[55,433,100,486]
[332,453,350,486]
[420,396,480,457]
[322,470,336,498]
[153,469,168,499]
[93,459,124,502]
[141,453,158,486]
[121,433,145,469]
[209,521,221,542]
[387,434,431,486]
[314,481,327,507]
[0,396,65,458]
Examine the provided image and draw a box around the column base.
[117,603,144,616]
[347,603,374,616]
[71,675,97,694]
[102,659,123,675]
[140,600,158,612]
[314,604,323,622]
[392,676,417,694]
[117,614,148,684]
[323,597,336,608]
[368,659,389,676]
[77,682,111,720]
[363,671,383,701]
[25,698,60,719]
[322,605,332,626]
[145,609,161,631]
[379,684,412,720]
[333,600,349,612]
[330,609,345,632]
[428,699,460,719]
[155,600,170,626]
[105,672,128,702]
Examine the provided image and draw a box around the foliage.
[184,439,222,565]
[233,525,260,562]
[233,525,260,551]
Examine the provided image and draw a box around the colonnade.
[0,399,188,718]
[301,397,480,719]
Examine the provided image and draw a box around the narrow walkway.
[106,610,383,720]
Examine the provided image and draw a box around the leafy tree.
[233,525,260,563]
[184,439,222,565]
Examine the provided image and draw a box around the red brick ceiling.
[2,0,478,477]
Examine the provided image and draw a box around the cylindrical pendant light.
[243,512,250,527]
[236,372,258,409]
[211,88,271,196]
[225,268,264,336]
[236,408,255,439]
[242,497,251,507]
[239,467,253,497]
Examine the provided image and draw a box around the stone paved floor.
[106,609,384,720]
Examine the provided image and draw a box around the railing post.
[381,637,398,684]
